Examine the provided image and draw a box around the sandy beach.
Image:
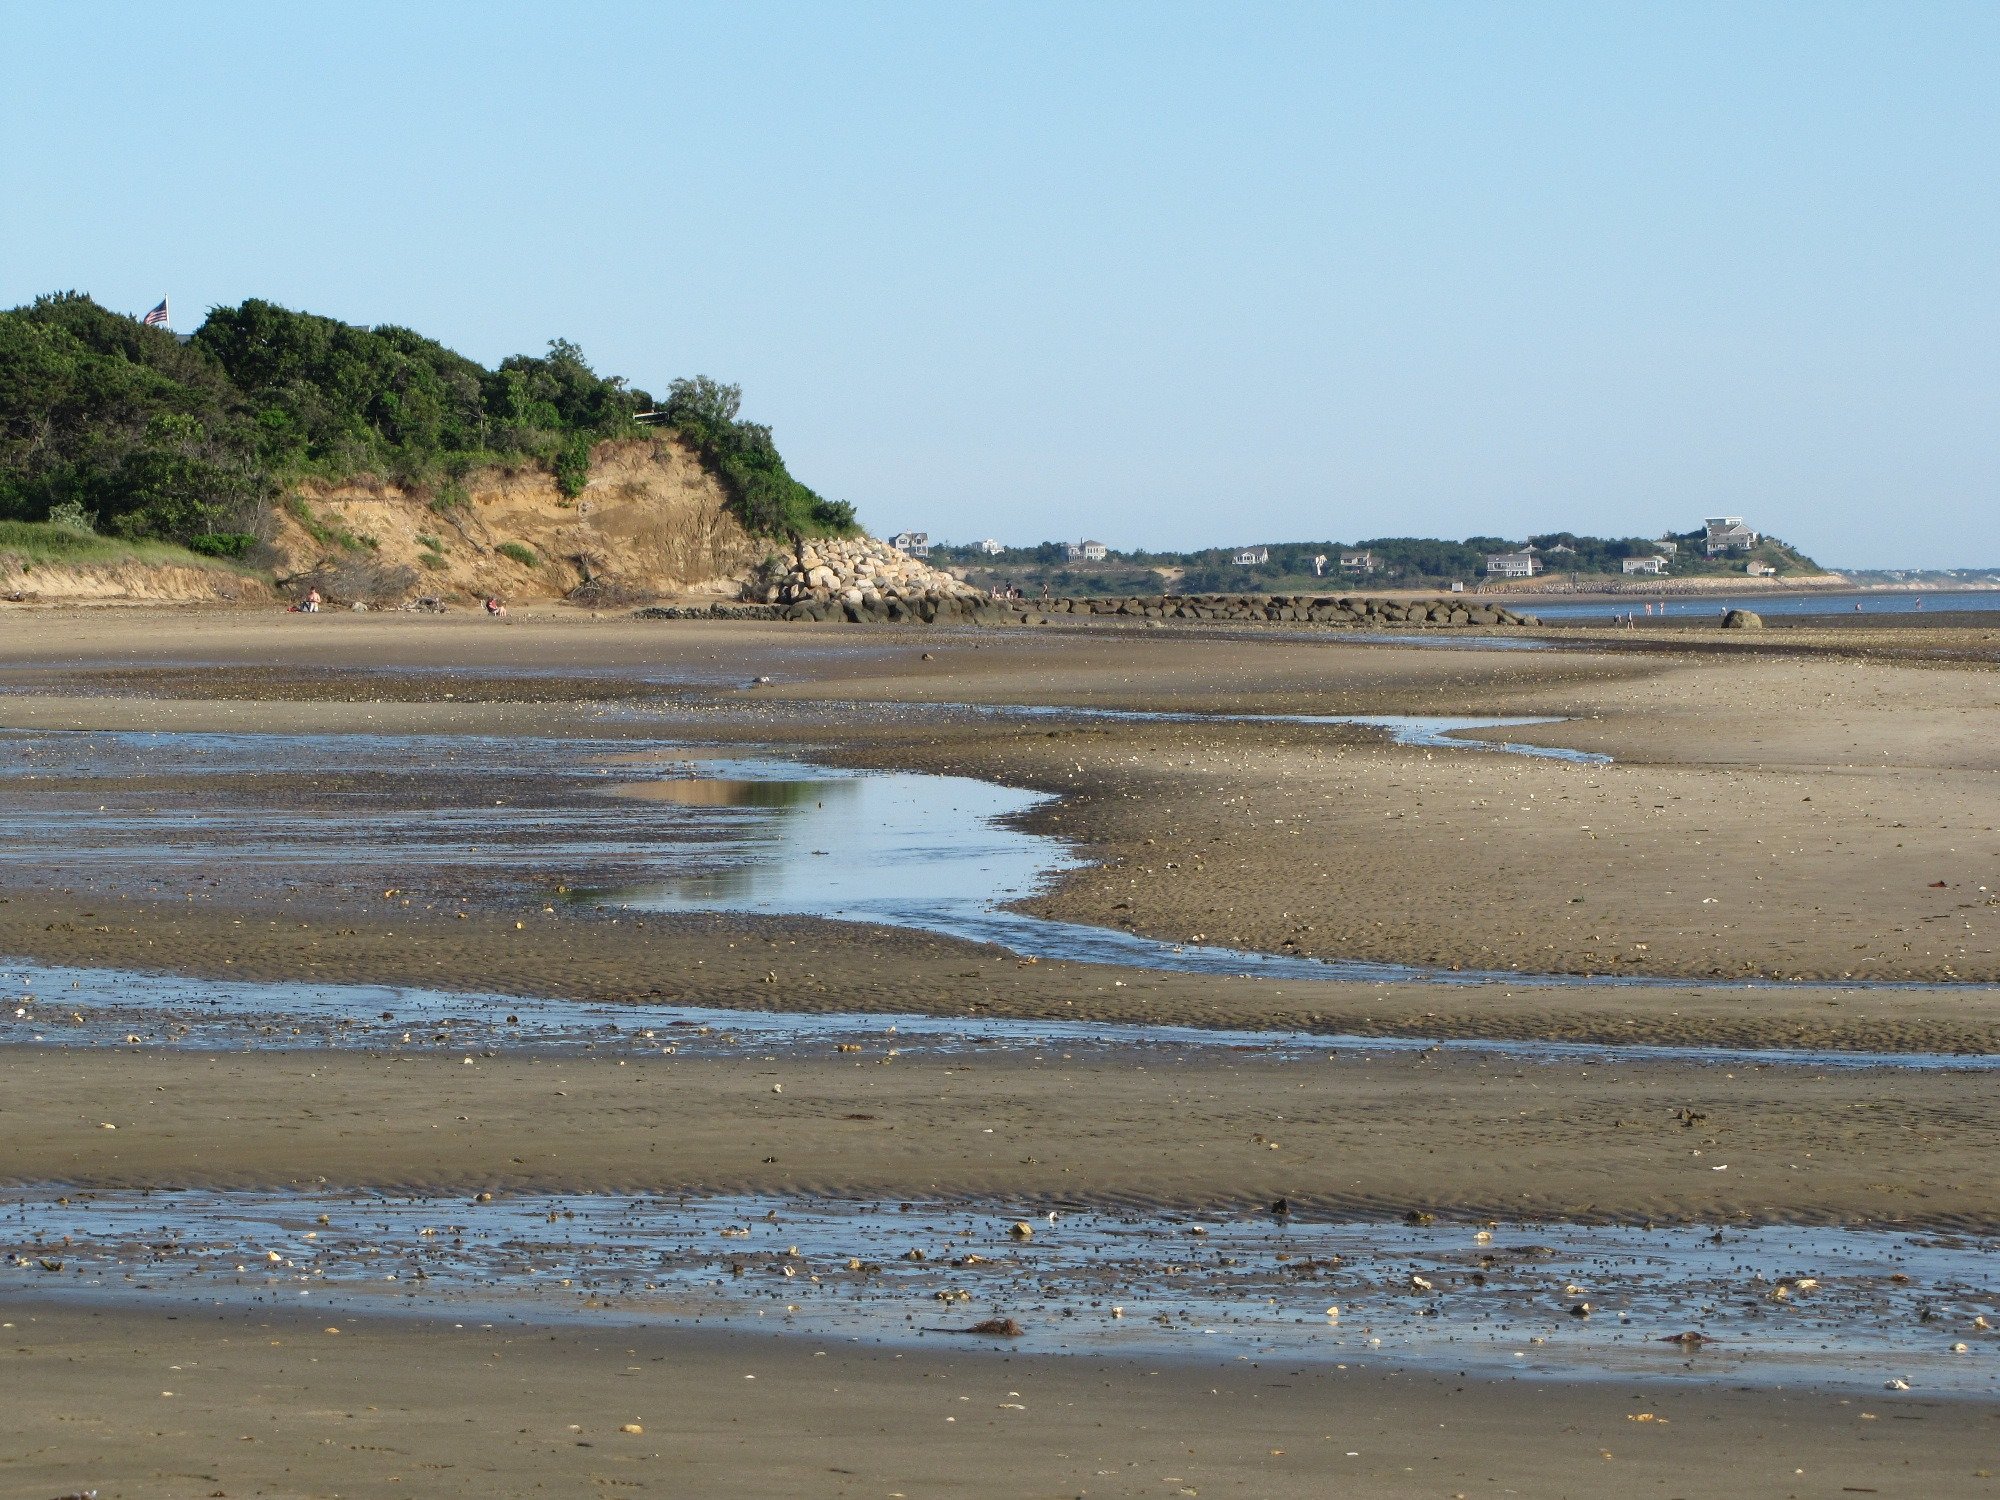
[1,607,1997,1496]
[16,11,2000,1491]
[14,1297,1992,1500]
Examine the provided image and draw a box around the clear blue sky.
[5,2,1996,566]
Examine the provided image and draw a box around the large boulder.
[1721,608,1764,629]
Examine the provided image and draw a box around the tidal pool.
[3,1187,1992,1392]
[0,727,1985,992]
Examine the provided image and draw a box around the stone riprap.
[635,590,1540,627]
[767,536,987,620]
[635,597,1013,623]
[1037,594,1540,627]
[631,537,1543,627]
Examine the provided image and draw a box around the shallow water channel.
[920,704,1609,764]
[0,724,1983,991]
[5,720,1997,1387]
[5,960,1995,1071]
[3,1188,1992,1391]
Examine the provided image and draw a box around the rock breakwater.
[635,589,1541,627]
[1039,594,1540,627]
[755,535,992,622]
[633,533,1543,627]
[639,534,999,621]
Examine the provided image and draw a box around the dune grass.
[0,521,256,572]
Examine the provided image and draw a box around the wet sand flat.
[3,1044,1997,1228]
[2,609,1998,1493]
[4,615,1996,985]
[9,1297,1991,1500]
[3,892,1998,1056]
[798,651,2000,986]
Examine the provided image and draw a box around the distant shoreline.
[1472,573,1842,600]
[1475,578,2000,604]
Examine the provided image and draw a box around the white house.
[891,530,931,556]
[977,538,1005,555]
[1746,560,1777,577]
[1622,555,1668,576]
[1704,517,1759,555]
[1339,551,1375,575]
[1232,546,1270,566]
[1064,540,1109,561]
[1484,549,1541,579]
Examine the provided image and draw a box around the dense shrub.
[662,376,856,537]
[45,500,96,535]
[187,532,256,558]
[553,433,592,499]
[0,293,856,544]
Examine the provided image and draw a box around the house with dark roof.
[1703,517,1758,555]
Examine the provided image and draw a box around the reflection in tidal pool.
[0,727,1975,989]
[590,759,1087,933]
[613,776,840,808]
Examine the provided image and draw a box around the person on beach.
[302,588,321,613]
[484,596,507,617]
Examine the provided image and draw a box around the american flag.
[142,297,169,328]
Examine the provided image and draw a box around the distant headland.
[910,524,1829,600]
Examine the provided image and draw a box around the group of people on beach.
[293,587,507,616]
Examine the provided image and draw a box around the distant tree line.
[0,292,854,547]
[933,528,1817,593]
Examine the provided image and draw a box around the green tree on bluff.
[104,411,271,540]
[662,375,855,537]
[0,293,856,543]
[663,374,741,430]
[0,292,264,539]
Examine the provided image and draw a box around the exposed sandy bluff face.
[0,556,272,606]
[267,435,770,607]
